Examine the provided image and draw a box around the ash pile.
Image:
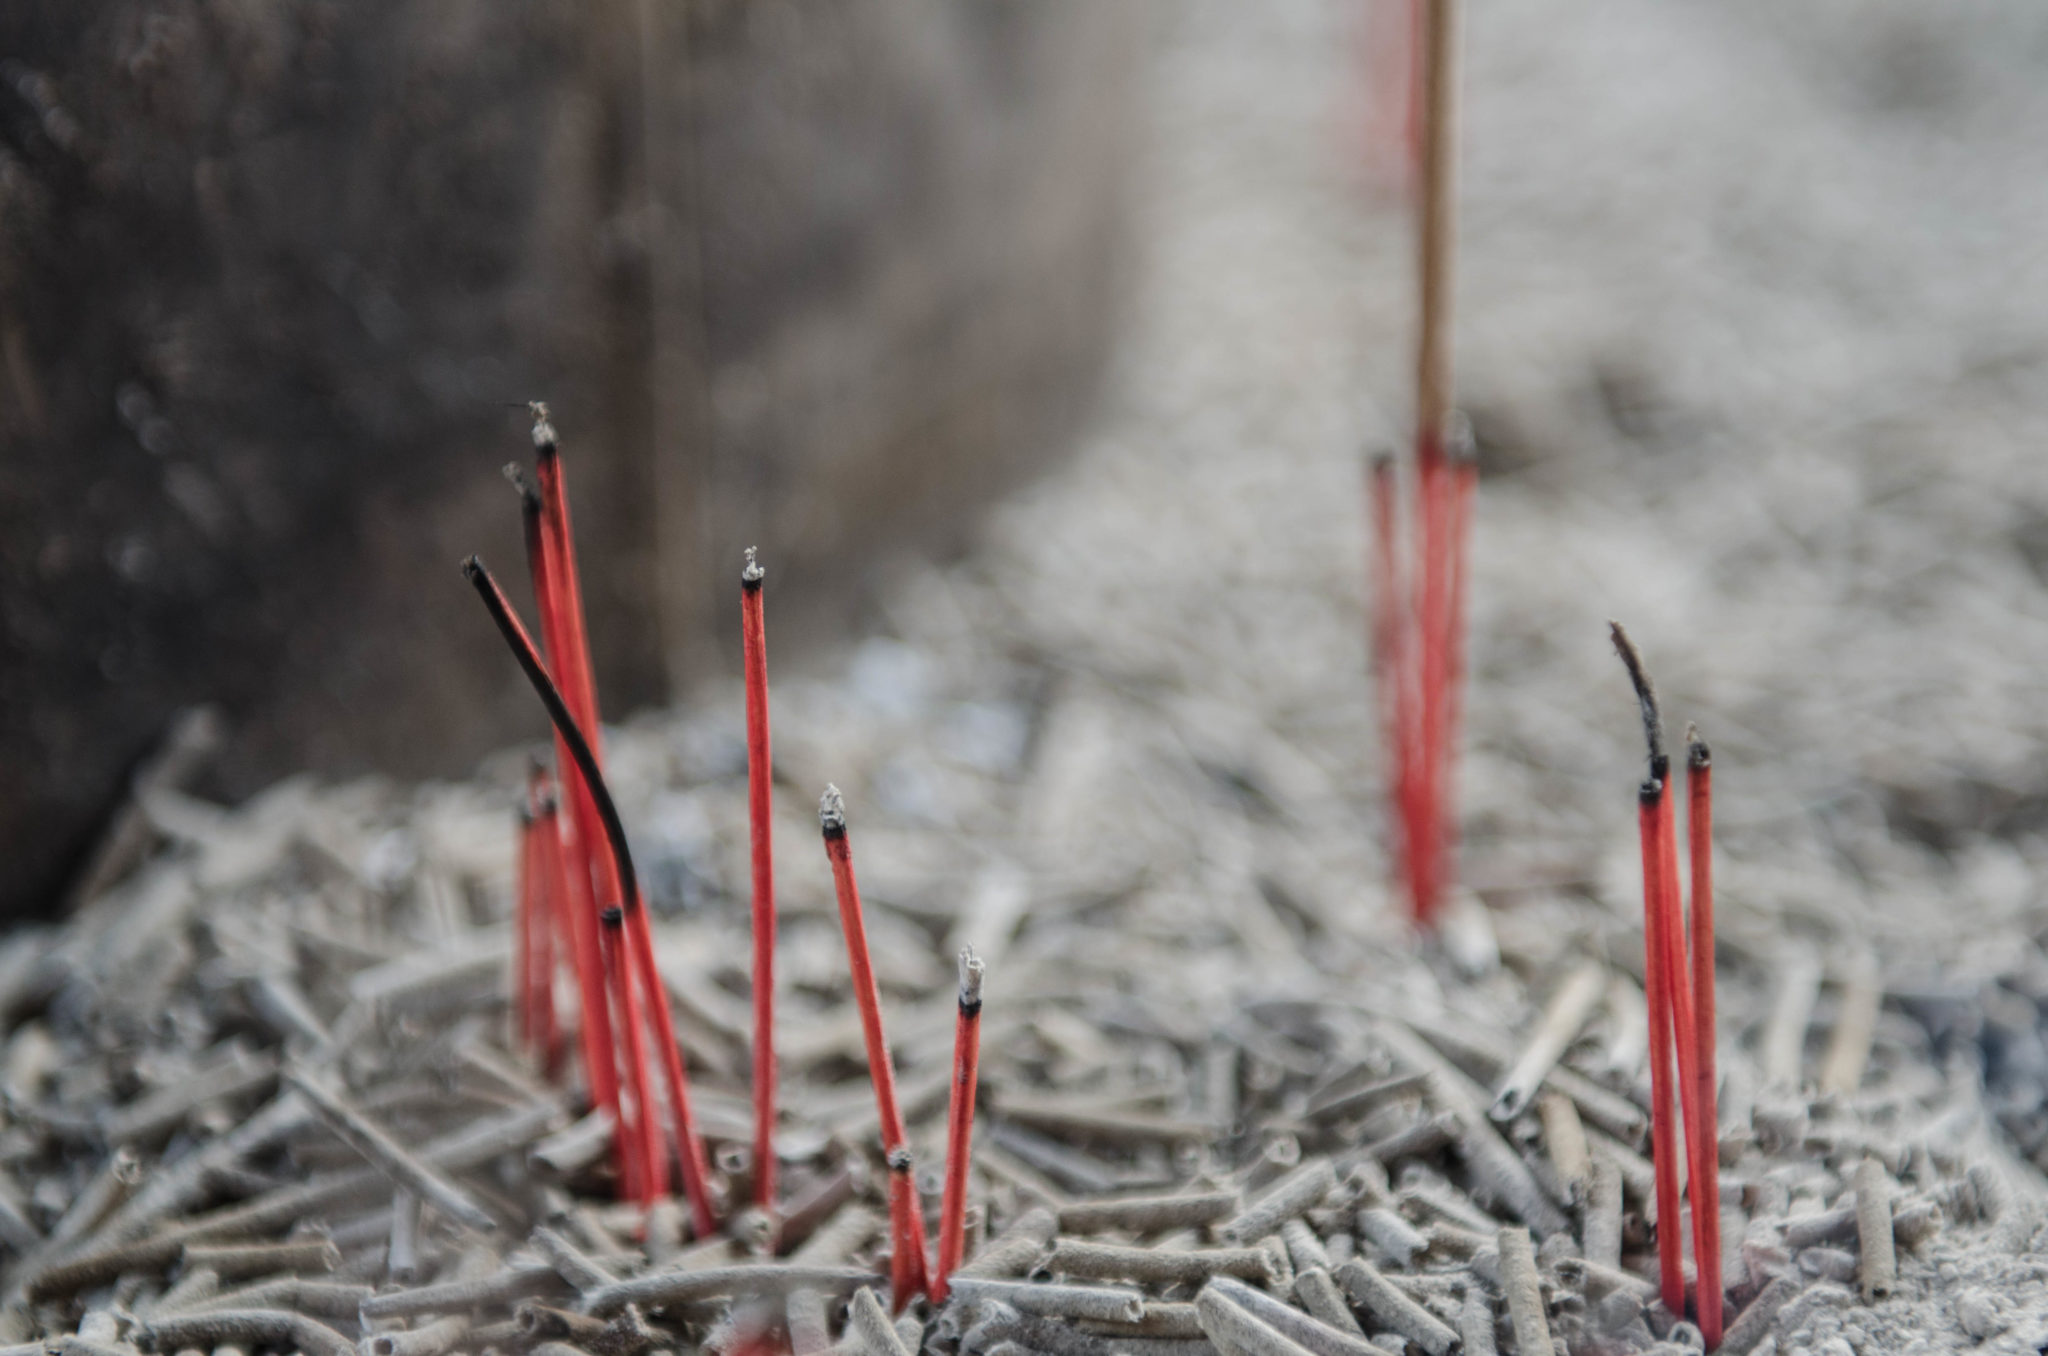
[0,708,2040,1356]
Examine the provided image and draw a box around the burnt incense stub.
[958,946,985,1014]
[743,547,765,588]
[820,785,849,837]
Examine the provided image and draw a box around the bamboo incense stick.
[740,549,778,1222]
[819,786,929,1310]
[932,946,984,1303]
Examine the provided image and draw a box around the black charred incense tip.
[502,463,540,509]
[886,1147,913,1174]
[1607,621,1663,767]
[600,907,623,928]
[1638,779,1662,809]
[742,546,764,588]
[819,785,847,838]
[1685,722,1710,770]
[529,402,557,451]
[1368,447,1396,472]
[958,946,984,1014]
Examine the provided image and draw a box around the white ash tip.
[958,946,985,1006]
[819,784,847,832]
[528,401,556,449]
[742,546,764,584]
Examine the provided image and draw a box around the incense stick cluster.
[1370,0,1477,930]
[470,408,984,1310]
[1610,623,1723,1348]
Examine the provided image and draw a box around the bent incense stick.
[464,553,711,1225]
[741,549,778,1220]
[819,786,929,1309]
[931,946,984,1303]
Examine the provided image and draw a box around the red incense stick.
[1686,731,1723,1348]
[1636,774,1685,1315]
[819,785,929,1310]
[527,411,714,1229]
[740,549,778,1220]
[507,463,623,1163]
[1612,623,1686,1315]
[1655,758,1713,1329]
[931,945,985,1304]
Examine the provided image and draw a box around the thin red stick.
[528,411,713,1224]
[530,419,660,1202]
[1686,733,1723,1348]
[504,481,623,1166]
[931,946,984,1304]
[1430,446,1478,917]
[1637,776,1685,1316]
[1657,760,1714,1331]
[741,550,778,1220]
[819,786,928,1310]
[465,554,704,1214]
[601,916,650,1203]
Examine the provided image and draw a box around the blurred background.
[10,0,2048,939]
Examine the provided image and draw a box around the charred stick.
[944,1278,1144,1324]
[180,1239,339,1281]
[1852,1159,1895,1303]
[576,1264,881,1318]
[1332,1259,1457,1356]
[1537,1092,1590,1206]
[1194,1284,1318,1356]
[1489,962,1605,1123]
[1047,1241,1277,1286]
[362,1315,468,1356]
[283,1069,497,1233]
[1207,1275,1394,1356]
[359,1263,567,1319]
[1222,1159,1335,1244]
[1057,1191,1238,1236]
[1495,1229,1548,1356]
[849,1287,912,1356]
[142,1310,355,1356]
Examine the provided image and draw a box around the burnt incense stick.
[1685,729,1723,1348]
[510,469,623,1163]
[932,946,984,1303]
[526,408,705,1216]
[1636,778,1684,1317]
[740,549,779,1224]
[1653,742,1713,1340]
[468,547,715,1227]
[820,786,928,1309]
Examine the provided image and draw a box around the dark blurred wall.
[0,0,1143,917]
